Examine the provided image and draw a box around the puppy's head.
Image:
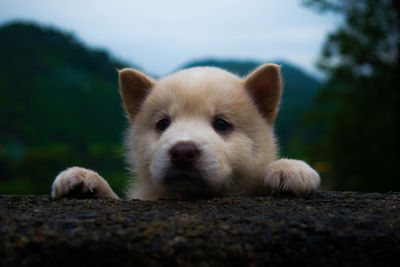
[120,64,282,199]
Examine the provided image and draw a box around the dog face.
[119,65,282,199]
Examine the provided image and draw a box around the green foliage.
[303,0,400,191]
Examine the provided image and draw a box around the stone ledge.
[0,192,399,266]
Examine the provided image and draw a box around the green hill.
[0,22,129,194]
[0,22,128,145]
[179,59,321,158]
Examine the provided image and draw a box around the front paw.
[51,167,118,199]
[263,159,320,196]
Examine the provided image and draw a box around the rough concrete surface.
[0,192,399,267]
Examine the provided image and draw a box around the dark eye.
[213,118,232,133]
[156,118,170,132]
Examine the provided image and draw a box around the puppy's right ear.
[242,64,282,124]
[119,68,155,121]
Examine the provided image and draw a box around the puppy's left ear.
[242,64,282,124]
[119,68,155,121]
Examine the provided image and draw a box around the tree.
[303,0,400,191]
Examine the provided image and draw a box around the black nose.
[169,142,199,167]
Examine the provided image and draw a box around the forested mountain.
[0,22,127,146]
[0,22,320,194]
[0,22,129,194]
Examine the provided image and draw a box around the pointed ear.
[242,64,282,124]
[119,68,155,121]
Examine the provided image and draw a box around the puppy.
[51,64,320,200]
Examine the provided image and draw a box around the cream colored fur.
[51,64,320,200]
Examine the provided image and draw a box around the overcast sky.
[0,0,339,77]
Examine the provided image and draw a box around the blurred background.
[0,0,399,196]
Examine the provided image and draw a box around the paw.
[264,159,320,196]
[51,167,118,199]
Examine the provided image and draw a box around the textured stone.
[0,192,399,266]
